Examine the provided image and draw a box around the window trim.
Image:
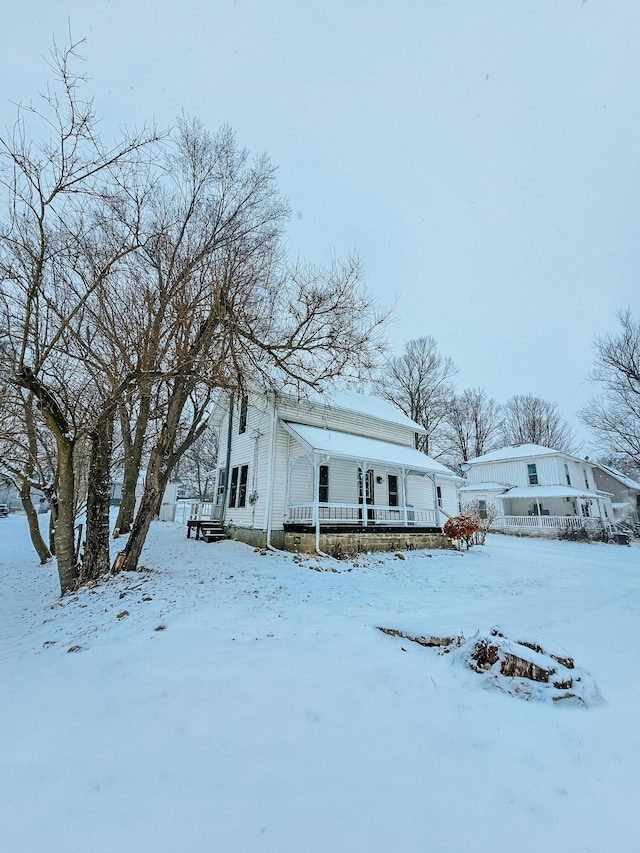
[318,464,329,503]
[238,464,248,508]
[229,466,239,507]
[527,463,538,485]
[239,395,248,435]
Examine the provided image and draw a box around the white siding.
[216,394,274,530]
[275,400,417,447]
[467,453,596,490]
[405,474,434,508]
[438,478,460,517]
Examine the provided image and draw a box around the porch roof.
[459,482,507,492]
[283,422,461,478]
[501,485,604,500]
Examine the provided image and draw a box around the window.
[229,467,239,507]
[582,468,589,490]
[319,465,329,503]
[239,395,248,434]
[216,468,227,505]
[436,485,443,508]
[527,463,538,485]
[564,464,571,486]
[388,475,398,507]
[238,464,248,507]
[478,499,487,520]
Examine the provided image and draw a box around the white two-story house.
[206,390,462,555]
[459,444,614,536]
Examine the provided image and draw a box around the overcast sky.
[3,1,640,449]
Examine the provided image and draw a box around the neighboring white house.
[459,444,615,536]
[206,390,462,555]
[592,464,640,526]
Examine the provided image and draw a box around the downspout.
[220,393,234,524]
[265,400,280,552]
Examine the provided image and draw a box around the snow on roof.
[459,482,508,492]
[301,389,428,434]
[284,423,460,478]
[596,464,640,491]
[469,444,562,464]
[501,485,603,500]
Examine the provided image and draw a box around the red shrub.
[443,513,480,549]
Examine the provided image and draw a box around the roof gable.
[469,444,570,465]
[278,390,427,434]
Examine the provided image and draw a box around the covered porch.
[282,423,459,539]
[497,485,613,534]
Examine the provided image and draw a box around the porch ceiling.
[283,422,461,479]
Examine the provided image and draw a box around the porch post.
[285,457,296,523]
[401,468,408,526]
[535,496,542,527]
[312,454,320,529]
[360,462,368,527]
[427,473,438,526]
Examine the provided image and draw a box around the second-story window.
[239,395,248,434]
[527,463,538,485]
[583,468,589,490]
[564,463,571,486]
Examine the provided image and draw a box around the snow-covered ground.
[1,515,639,852]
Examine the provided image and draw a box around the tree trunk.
[19,393,52,563]
[55,437,78,593]
[80,411,114,583]
[20,480,51,564]
[119,423,172,573]
[16,370,77,592]
[115,385,152,534]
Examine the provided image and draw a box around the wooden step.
[202,532,227,543]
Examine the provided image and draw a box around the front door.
[358,468,375,522]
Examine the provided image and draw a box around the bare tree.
[118,120,387,574]
[376,336,458,457]
[499,394,576,452]
[0,40,160,592]
[580,309,640,469]
[460,498,499,545]
[443,387,501,467]
[175,426,219,500]
[0,385,56,562]
[1,44,387,590]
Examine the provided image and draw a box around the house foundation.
[283,529,453,557]
[225,524,452,556]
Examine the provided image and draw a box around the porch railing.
[501,515,602,531]
[286,503,438,526]
[175,500,216,523]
